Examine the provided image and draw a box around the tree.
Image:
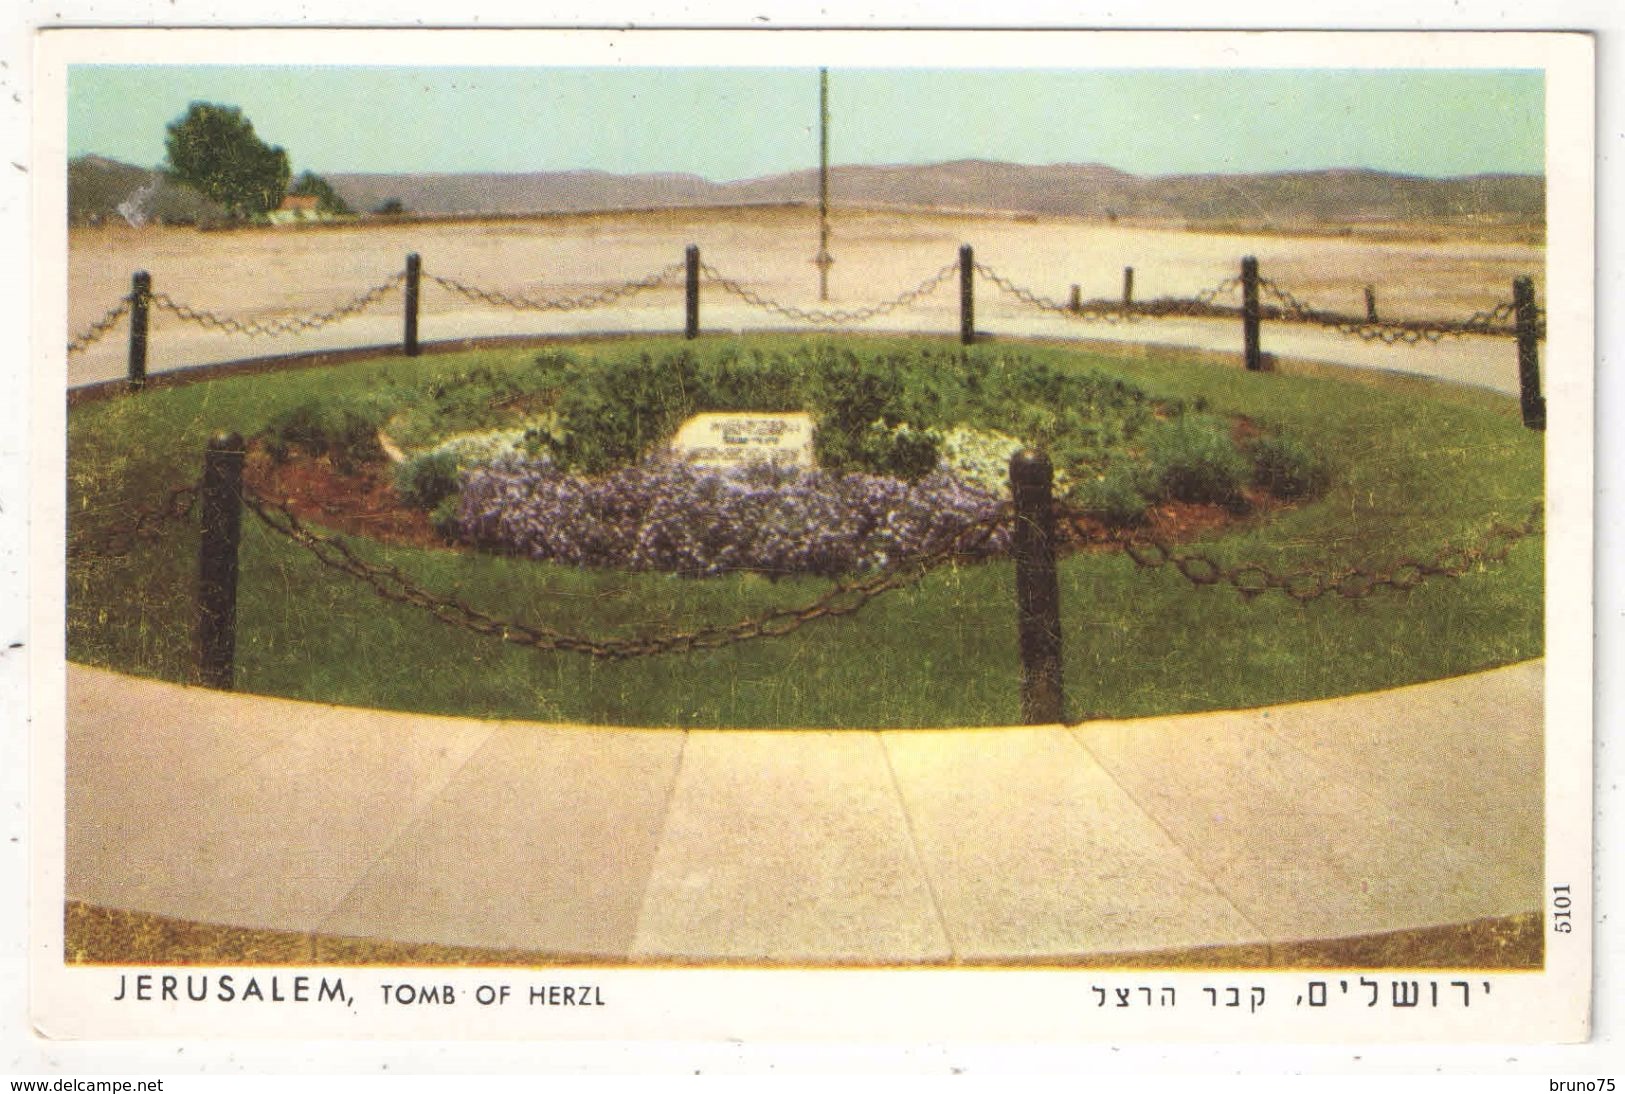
[163,102,290,220]
[372,197,406,216]
[288,170,352,215]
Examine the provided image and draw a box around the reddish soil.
[1230,414,1265,445]
[244,442,1284,559]
[1057,490,1283,554]
[243,447,447,550]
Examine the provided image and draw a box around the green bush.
[501,345,1278,508]
[1250,434,1331,500]
[1071,467,1148,527]
[262,398,385,473]
[429,495,462,540]
[835,419,939,481]
[537,345,916,474]
[1143,414,1249,509]
[540,352,693,472]
[388,363,557,449]
[394,450,461,510]
[808,350,926,474]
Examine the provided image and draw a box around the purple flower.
[454,458,1011,577]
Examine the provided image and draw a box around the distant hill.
[327,169,724,217]
[328,159,1544,224]
[68,155,226,226]
[69,154,1544,227]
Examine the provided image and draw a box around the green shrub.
[489,345,1273,508]
[394,450,461,510]
[1143,414,1249,509]
[842,420,940,481]
[1071,467,1148,527]
[262,398,385,473]
[388,363,557,449]
[808,350,920,472]
[1250,434,1331,500]
[540,352,692,472]
[429,495,462,540]
[537,345,924,475]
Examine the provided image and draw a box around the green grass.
[67,332,1543,728]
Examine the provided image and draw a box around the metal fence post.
[1241,255,1263,371]
[1364,284,1379,323]
[403,252,421,357]
[685,244,700,340]
[1123,266,1135,309]
[1514,276,1546,431]
[196,432,245,690]
[127,270,151,391]
[1010,449,1064,724]
[959,244,975,346]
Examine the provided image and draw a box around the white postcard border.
[22,25,1598,1047]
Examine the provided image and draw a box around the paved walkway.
[66,660,1543,963]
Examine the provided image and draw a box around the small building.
[267,193,322,225]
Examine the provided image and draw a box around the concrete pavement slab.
[79,699,498,931]
[884,728,1265,960]
[1256,662,1543,917]
[67,666,320,907]
[320,724,685,957]
[1075,710,1516,942]
[630,731,950,963]
[63,659,1546,962]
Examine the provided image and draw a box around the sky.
[66,66,1545,180]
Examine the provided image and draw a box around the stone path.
[65,660,1543,963]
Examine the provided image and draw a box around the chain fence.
[1133,277,1246,319]
[67,481,199,560]
[146,273,406,339]
[973,262,1143,324]
[428,262,685,313]
[66,298,134,356]
[1256,277,1525,345]
[701,260,959,325]
[70,463,1542,671]
[69,255,1541,365]
[1098,501,1543,603]
[240,486,1012,660]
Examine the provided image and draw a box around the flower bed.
[255,342,1332,578]
[455,458,1011,578]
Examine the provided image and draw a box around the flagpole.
[816,66,833,301]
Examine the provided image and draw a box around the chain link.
[429,262,685,313]
[1107,502,1541,603]
[701,261,958,325]
[1132,276,1245,319]
[973,262,1142,324]
[67,482,199,559]
[66,297,133,355]
[241,486,1012,660]
[70,471,1539,654]
[1257,278,1522,344]
[148,273,405,339]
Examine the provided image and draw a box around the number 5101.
[1553,884,1574,933]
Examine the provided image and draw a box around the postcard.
[20,25,1596,1049]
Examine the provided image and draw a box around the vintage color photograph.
[48,35,1578,1017]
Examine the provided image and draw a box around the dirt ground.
[65,206,1546,395]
